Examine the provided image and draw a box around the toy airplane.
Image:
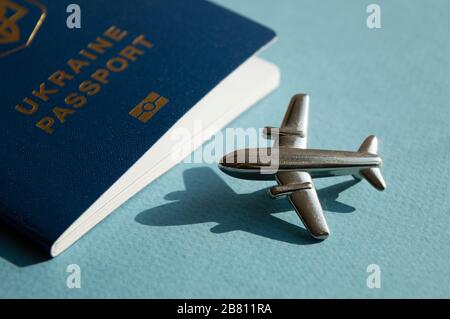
[219,94,386,240]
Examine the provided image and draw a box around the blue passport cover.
[0,0,275,253]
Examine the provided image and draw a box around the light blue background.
[1,0,449,298]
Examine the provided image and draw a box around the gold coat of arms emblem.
[0,0,46,57]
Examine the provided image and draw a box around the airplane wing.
[275,172,330,239]
[274,94,310,149]
[271,94,330,239]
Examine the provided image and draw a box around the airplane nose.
[218,155,227,170]
[218,151,238,171]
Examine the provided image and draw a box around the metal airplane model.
[219,94,386,240]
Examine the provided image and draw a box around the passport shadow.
[135,167,358,245]
[0,222,49,267]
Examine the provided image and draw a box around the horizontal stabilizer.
[360,168,386,191]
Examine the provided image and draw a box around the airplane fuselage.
[219,147,382,180]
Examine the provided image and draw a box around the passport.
[0,0,279,256]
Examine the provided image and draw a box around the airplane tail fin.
[353,135,386,191]
[358,135,378,154]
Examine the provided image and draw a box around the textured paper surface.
[0,0,449,298]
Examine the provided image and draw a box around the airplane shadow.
[0,222,49,267]
[136,167,359,245]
